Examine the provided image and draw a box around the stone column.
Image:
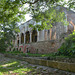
[50,28,52,40]
[45,30,48,40]
[15,36,17,46]
[56,23,60,40]
[37,29,39,42]
[30,31,32,43]
[19,34,21,45]
[24,26,25,44]
[53,26,56,40]
[24,33,26,44]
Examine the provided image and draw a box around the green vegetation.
[6,51,23,54]
[4,51,55,57]
[27,53,75,58]
[0,0,26,52]
[0,0,75,52]
[57,31,75,56]
[25,53,55,57]
[0,59,34,75]
[4,50,75,58]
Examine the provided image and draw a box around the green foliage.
[68,0,75,9]
[31,7,68,31]
[0,0,26,52]
[0,72,3,75]
[0,0,26,24]
[0,58,34,75]
[0,38,8,52]
[57,31,75,56]
[0,23,20,52]
[0,0,74,52]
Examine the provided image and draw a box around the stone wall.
[5,54,75,72]
[18,40,61,54]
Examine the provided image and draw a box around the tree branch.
[22,0,40,4]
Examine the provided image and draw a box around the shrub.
[57,31,75,56]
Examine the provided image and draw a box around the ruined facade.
[13,7,75,54]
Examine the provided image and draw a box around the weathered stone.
[68,63,75,72]
[58,62,69,71]
[47,60,58,68]
[34,59,41,65]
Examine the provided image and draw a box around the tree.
[0,0,26,52]
[67,0,75,9]
[0,0,74,51]
[0,0,74,30]
[0,21,20,52]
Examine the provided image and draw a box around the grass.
[4,51,56,57]
[3,50,75,58]
[0,59,35,75]
[0,52,75,75]
[26,53,55,57]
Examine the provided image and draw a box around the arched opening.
[26,31,30,44]
[32,30,37,42]
[17,40,19,45]
[17,34,19,45]
[21,33,24,44]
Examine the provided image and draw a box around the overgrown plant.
[57,31,75,56]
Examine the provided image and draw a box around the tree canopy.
[0,0,75,51]
[0,0,74,29]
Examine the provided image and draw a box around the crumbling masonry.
[13,7,75,53]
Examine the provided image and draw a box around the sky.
[23,4,32,22]
[25,14,32,21]
[24,0,69,22]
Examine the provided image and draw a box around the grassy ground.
[4,51,56,57]
[0,60,29,75]
[0,53,75,75]
[0,59,40,75]
[1,54,69,75]
[4,51,75,58]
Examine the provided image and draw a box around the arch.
[21,33,24,44]
[26,31,30,43]
[32,30,37,42]
[17,40,19,45]
[17,34,19,45]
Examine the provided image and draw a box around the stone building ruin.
[13,7,75,54]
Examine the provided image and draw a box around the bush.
[57,31,75,56]
[0,38,8,53]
